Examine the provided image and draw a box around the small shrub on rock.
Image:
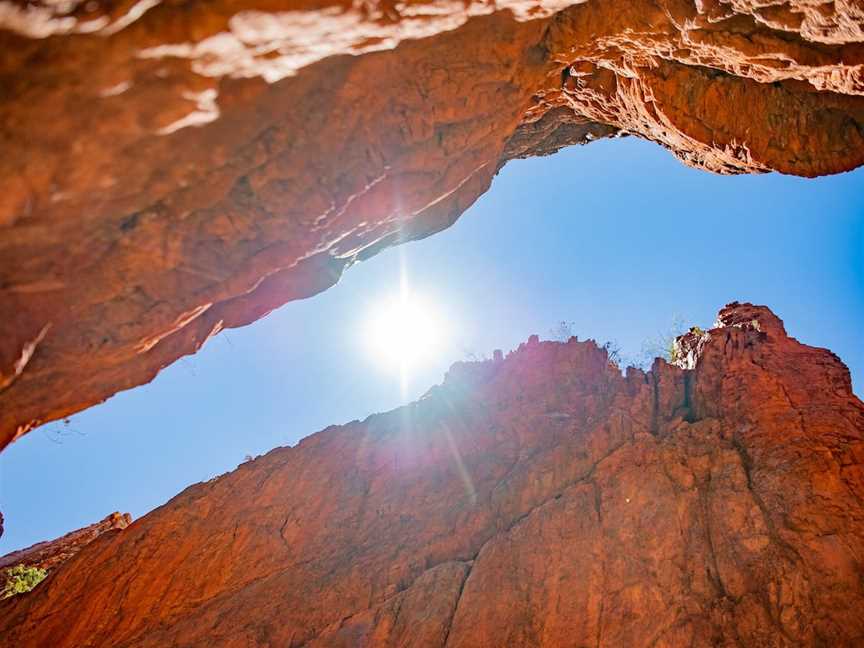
[2,564,47,599]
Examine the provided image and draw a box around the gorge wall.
[1,303,862,647]
[2,1,864,447]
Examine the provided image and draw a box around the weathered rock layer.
[1,303,862,647]
[1,1,864,447]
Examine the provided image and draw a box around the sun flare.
[367,293,447,371]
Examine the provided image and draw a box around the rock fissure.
[700,469,732,602]
[441,560,474,648]
[730,434,786,547]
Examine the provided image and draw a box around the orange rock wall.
[1,304,862,647]
[1,1,863,447]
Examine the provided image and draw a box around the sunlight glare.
[367,293,447,371]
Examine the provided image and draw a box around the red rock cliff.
[1,303,862,647]
[1,2,863,448]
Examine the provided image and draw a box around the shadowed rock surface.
[1,303,862,647]
[1,1,864,447]
[0,512,132,574]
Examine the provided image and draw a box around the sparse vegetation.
[2,564,47,599]
[549,320,576,342]
[636,316,689,368]
[601,340,622,367]
[461,346,489,362]
[545,316,706,370]
[667,339,681,364]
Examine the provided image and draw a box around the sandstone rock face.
[1,2,863,448]
[0,512,131,574]
[1,303,862,647]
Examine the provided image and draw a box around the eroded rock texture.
[0,512,131,574]
[1,1,863,448]
[1,303,862,647]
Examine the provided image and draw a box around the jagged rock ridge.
[1,303,862,647]
[0,512,131,574]
[1,1,863,447]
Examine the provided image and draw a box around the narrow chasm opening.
[1,136,861,602]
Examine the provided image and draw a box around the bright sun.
[367,293,447,371]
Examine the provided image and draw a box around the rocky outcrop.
[1,303,862,647]
[0,512,131,575]
[1,2,863,448]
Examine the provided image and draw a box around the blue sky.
[1,136,862,553]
